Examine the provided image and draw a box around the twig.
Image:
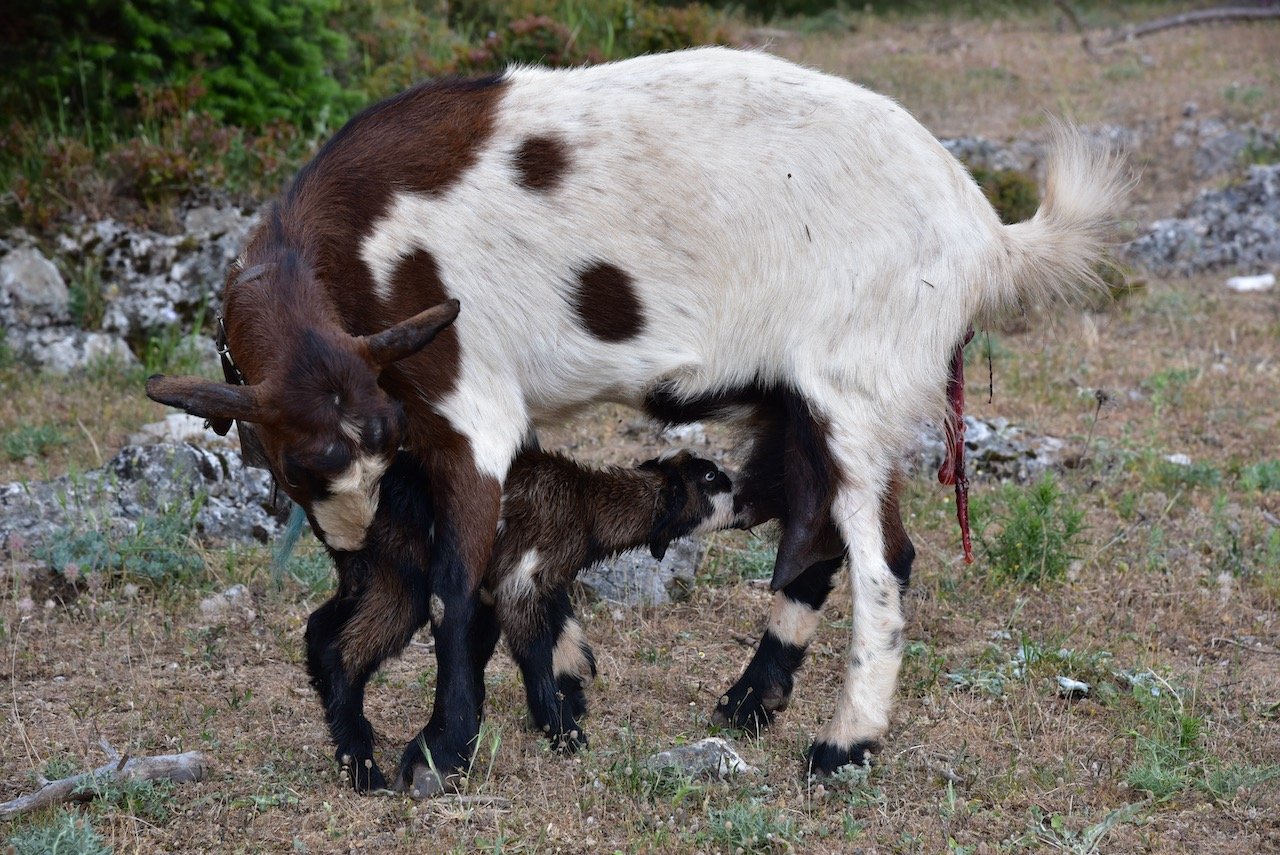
[729,631,757,648]
[1052,0,1102,58]
[1099,6,1280,47]
[75,417,102,467]
[0,750,207,820]
[1211,637,1280,656]
[430,794,512,809]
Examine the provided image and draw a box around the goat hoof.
[398,764,459,799]
[711,685,787,734]
[805,738,878,778]
[549,728,588,753]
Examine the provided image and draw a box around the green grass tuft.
[7,810,111,855]
[972,473,1086,584]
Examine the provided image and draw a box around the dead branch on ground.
[0,740,207,820]
[1099,5,1280,47]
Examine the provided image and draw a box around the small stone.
[646,737,755,780]
[1225,273,1275,292]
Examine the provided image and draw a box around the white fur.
[310,452,390,551]
[691,491,737,537]
[496,548,540,605]
[552,618,593,683]
[767,593,823,650]
[353,47,1126,755]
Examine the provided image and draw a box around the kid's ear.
[647,473,687,562]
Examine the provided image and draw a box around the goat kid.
[147,47,1127,789]
[304,446,736,792]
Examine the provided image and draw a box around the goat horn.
[362,300,460,367]
[145,374,266,424]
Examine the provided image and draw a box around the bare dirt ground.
[4,7,1280,853]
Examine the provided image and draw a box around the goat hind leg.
[507,586,595,751]
[807,438,905,775]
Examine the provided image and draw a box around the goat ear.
[146,374,266,424]
[647,469,687,562]
[363,300,460,367]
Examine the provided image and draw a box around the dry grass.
[4,6,1280,853]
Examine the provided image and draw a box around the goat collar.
[211,261,273,470]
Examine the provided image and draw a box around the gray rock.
[184,205,249,241]
[199,583,253,618]
[128,414,239,448]
[1126,163,1280,276]
[646,737,755,779]
[0,247,69,328]
[55,207,255,339]
[576,537,703,606]
[911,416,1064,482]
[10,328,138,374]
[1,442,289,560]
[941,136,1038,173]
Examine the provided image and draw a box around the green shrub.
[1241,460,1280,492]
[7,810,111,855]
[972,474,1085,584]
[966,163,1040,224]
[442,0,731,75]
[1,0,357,132]
[38,498,206,587]
[3,424,69,461]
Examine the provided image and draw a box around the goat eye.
[703,470,717,482]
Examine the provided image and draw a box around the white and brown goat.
[305,446,736,792]
[147,47,1126,791]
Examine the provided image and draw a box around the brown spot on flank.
[372,248,461,406]
[513,135,570,192]
[571,262,645,343]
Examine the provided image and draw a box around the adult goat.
[147,47,1127,794]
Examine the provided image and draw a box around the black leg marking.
[713,556,843,732]
[397,522,485,798]
[510,588,595,751]
[305,586,427,793]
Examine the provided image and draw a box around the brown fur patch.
[880,471,912,569]
[570,262,645,343]
[341,564,417,676]
[513,135,570,192]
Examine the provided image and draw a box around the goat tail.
[978,120,1131,325]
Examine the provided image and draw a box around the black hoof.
[711,682,792,734]
[805,739,878,777]
[337,752,388,794]
[548,727,589,753]
[395,732,470,797]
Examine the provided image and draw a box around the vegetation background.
[2,1,1278,852]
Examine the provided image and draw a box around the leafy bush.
[38,499,206,587]
[1,0,357,132]
[972,474,1086,584]
[3,424,68,461]
[1241,460,1280,492]
[442,0,731,75]
[966,163,1040,224]
[6,810,111,855]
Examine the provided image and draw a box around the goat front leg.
[306,566,429,793]
[396,452,502,798]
